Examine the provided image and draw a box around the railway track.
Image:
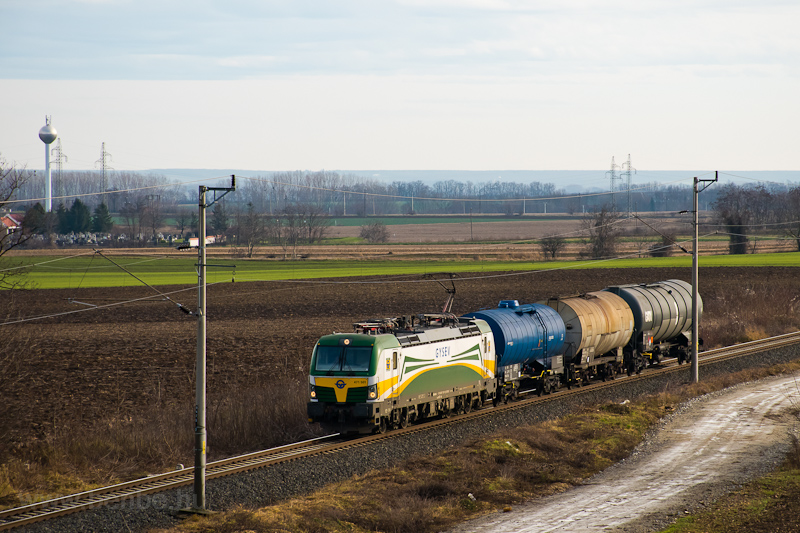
[3,330,800,531]
[0,435,343,531]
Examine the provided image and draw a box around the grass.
[659,469,800,533]
[4,251,799,290]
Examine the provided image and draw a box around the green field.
[3,252,798,290]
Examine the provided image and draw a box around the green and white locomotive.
[307,313,497,434]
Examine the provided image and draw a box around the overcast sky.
[1,0,798,186]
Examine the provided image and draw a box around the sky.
[1,0,798,188]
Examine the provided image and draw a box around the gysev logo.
[336,380,346,389]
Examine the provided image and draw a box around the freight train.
[307,279,701,434]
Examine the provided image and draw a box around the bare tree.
[141,195,165,244]
[119,197,147,244]
[582,205,622,259]
[0,155,35,289]
[302,204,330,244]
[781,187,800,251]
[712,184,751,254]
[175,210,192,237]
[539,234,566,260]
[277,206,303,259]
[239,202,265,258]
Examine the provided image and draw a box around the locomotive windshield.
[315,345,373,373]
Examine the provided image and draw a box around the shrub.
[360,221,390,243]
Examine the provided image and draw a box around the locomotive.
[307,279,701,434]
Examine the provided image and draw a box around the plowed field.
[3,266,800,450]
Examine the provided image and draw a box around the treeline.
[18,168,799,218]
[712,184,800,253]
[11,168,800,254]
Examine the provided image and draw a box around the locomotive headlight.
[309,384,317,399]
[368,384,378,400]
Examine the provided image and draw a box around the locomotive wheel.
[399,408,409,429]
[458,396,467,414]
[464,397,473,414]
[543,379,552,395]
[377,417,388,434]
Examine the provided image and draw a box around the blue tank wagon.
[462,301,566,399]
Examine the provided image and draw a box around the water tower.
[38,116,58,212]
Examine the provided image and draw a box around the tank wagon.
[538,291,634,384]
[307,279,701,434]
[307,313,497,434]
[604,279,702,373]
[461,301,565,400]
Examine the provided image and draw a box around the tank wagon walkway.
[449,373,799,533]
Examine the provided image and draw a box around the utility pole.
[690,172,717,383]
[190,175,235,513]
[470,207,473,241]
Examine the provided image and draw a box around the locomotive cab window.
[393,351,398,370]
[315,345,373,373]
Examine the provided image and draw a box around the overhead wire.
[93,250,193,315]
[0,250,96,273]
[0,283,205,327]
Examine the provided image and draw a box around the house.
[0,213,23,239]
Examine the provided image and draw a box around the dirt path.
[450,374,800,533]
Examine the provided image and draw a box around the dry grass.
[700,282,800,349]
[159,363,800,533]
[0,380,320,508]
